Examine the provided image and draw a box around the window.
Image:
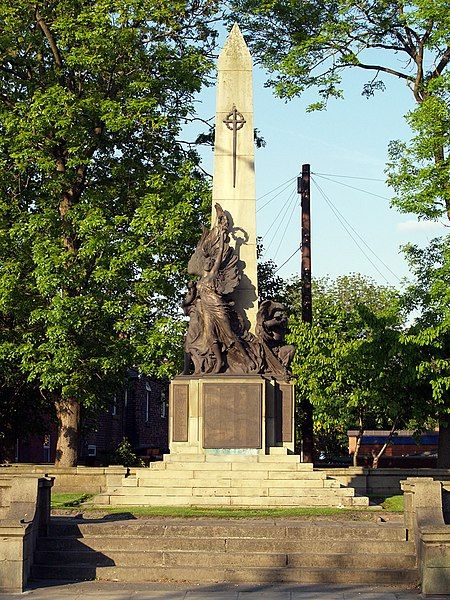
[43,434,51,463]
[87,445,97,457]
[161,390,167,419]
[145,382,151,422]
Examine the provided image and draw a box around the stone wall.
[401,477,450,595]
[2,464,449,496]
[0,474,53,592]
[320,467,450,496]
[0,465,128,494]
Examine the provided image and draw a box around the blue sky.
[189,48,447,289]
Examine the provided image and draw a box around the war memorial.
[90,24,365,509]
[0,25,449,599]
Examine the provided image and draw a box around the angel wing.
[215,246,241,295]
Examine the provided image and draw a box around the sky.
[187,35,447,290]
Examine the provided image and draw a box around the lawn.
[51,492,94,509]
[51,493,404,517]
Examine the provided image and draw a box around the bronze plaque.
[172,384,189,442]
[280,383,293,442]
[203,383,261,448]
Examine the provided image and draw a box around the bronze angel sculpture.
[183,204,293,378]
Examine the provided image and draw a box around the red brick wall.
[12,375,169,465]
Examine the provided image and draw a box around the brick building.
[347,429,438,467]
[11,370,169,465]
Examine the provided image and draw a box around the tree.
[256,238,286,304]
[400,237,450,467]
[0,0,218,466]
[386,70,450,465]
[285,274,425,466]
[230,0,450,463]
[230,1,450,214]
[387,74,450,221]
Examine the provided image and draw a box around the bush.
[113,438,144,467]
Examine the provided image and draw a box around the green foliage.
[0,1,218,417]
[400,237,450,416]
[256,238,286,303]
[228,1,450,108]
[113,437,144,467]
[387,75,450,221]
[285,274,424,451]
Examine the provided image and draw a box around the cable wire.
[312,178,400,285]
[313,173,390,200]
[312,172,385,182]
[273,193,299,260]
[312,177,401,282]
[274,245,302,273]
[257,175,298,201]
[256,178,296,213]
[261,188,297,255]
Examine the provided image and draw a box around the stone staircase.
[31,517,418,584]
[95,452,369,508]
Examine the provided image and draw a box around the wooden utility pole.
[298,163,314,463]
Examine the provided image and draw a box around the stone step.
[104,494,363,507]
[112,486,354,498]
[131,480,341,490]
[31,564,418,584]
[47,519,408,541]
[34,549,416,570]
[158,455,314,468]
[133,471,328,483]
[38,535,414,555]
[154,462,312,472]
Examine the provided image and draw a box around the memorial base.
[169,375,295,456]
[94,375,369,508]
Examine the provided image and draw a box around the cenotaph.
[170,23,295,456]
[97,27,368,508]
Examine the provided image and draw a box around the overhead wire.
[274,245,302,273]
[261,188,297,256]
[312,172,385,182]
[256,176,298,213]
[312,173,390,200]
[311,177,401,285]
[273,192,299,260]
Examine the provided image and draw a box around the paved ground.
[0,582,448,599]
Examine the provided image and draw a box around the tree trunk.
[54,397,80,467]
[300,398,314,463]
[353,416,364,467]
[372,420,397,469]
[437,419,450,469]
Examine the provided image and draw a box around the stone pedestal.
[169,375,295,455]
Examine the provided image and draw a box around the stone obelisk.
[212,24,258,332]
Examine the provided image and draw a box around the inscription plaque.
[280,383,293,443]
[172,384,189,442]
[203,383,261,448]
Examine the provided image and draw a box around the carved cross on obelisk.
[212,24,258,332]
[223,104,246,188]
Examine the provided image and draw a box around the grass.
[380,494,404,512]
[84,505,347,518]
[52,494,404,517]
[51,492,93,509]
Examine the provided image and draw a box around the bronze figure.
[183,204,293,379]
